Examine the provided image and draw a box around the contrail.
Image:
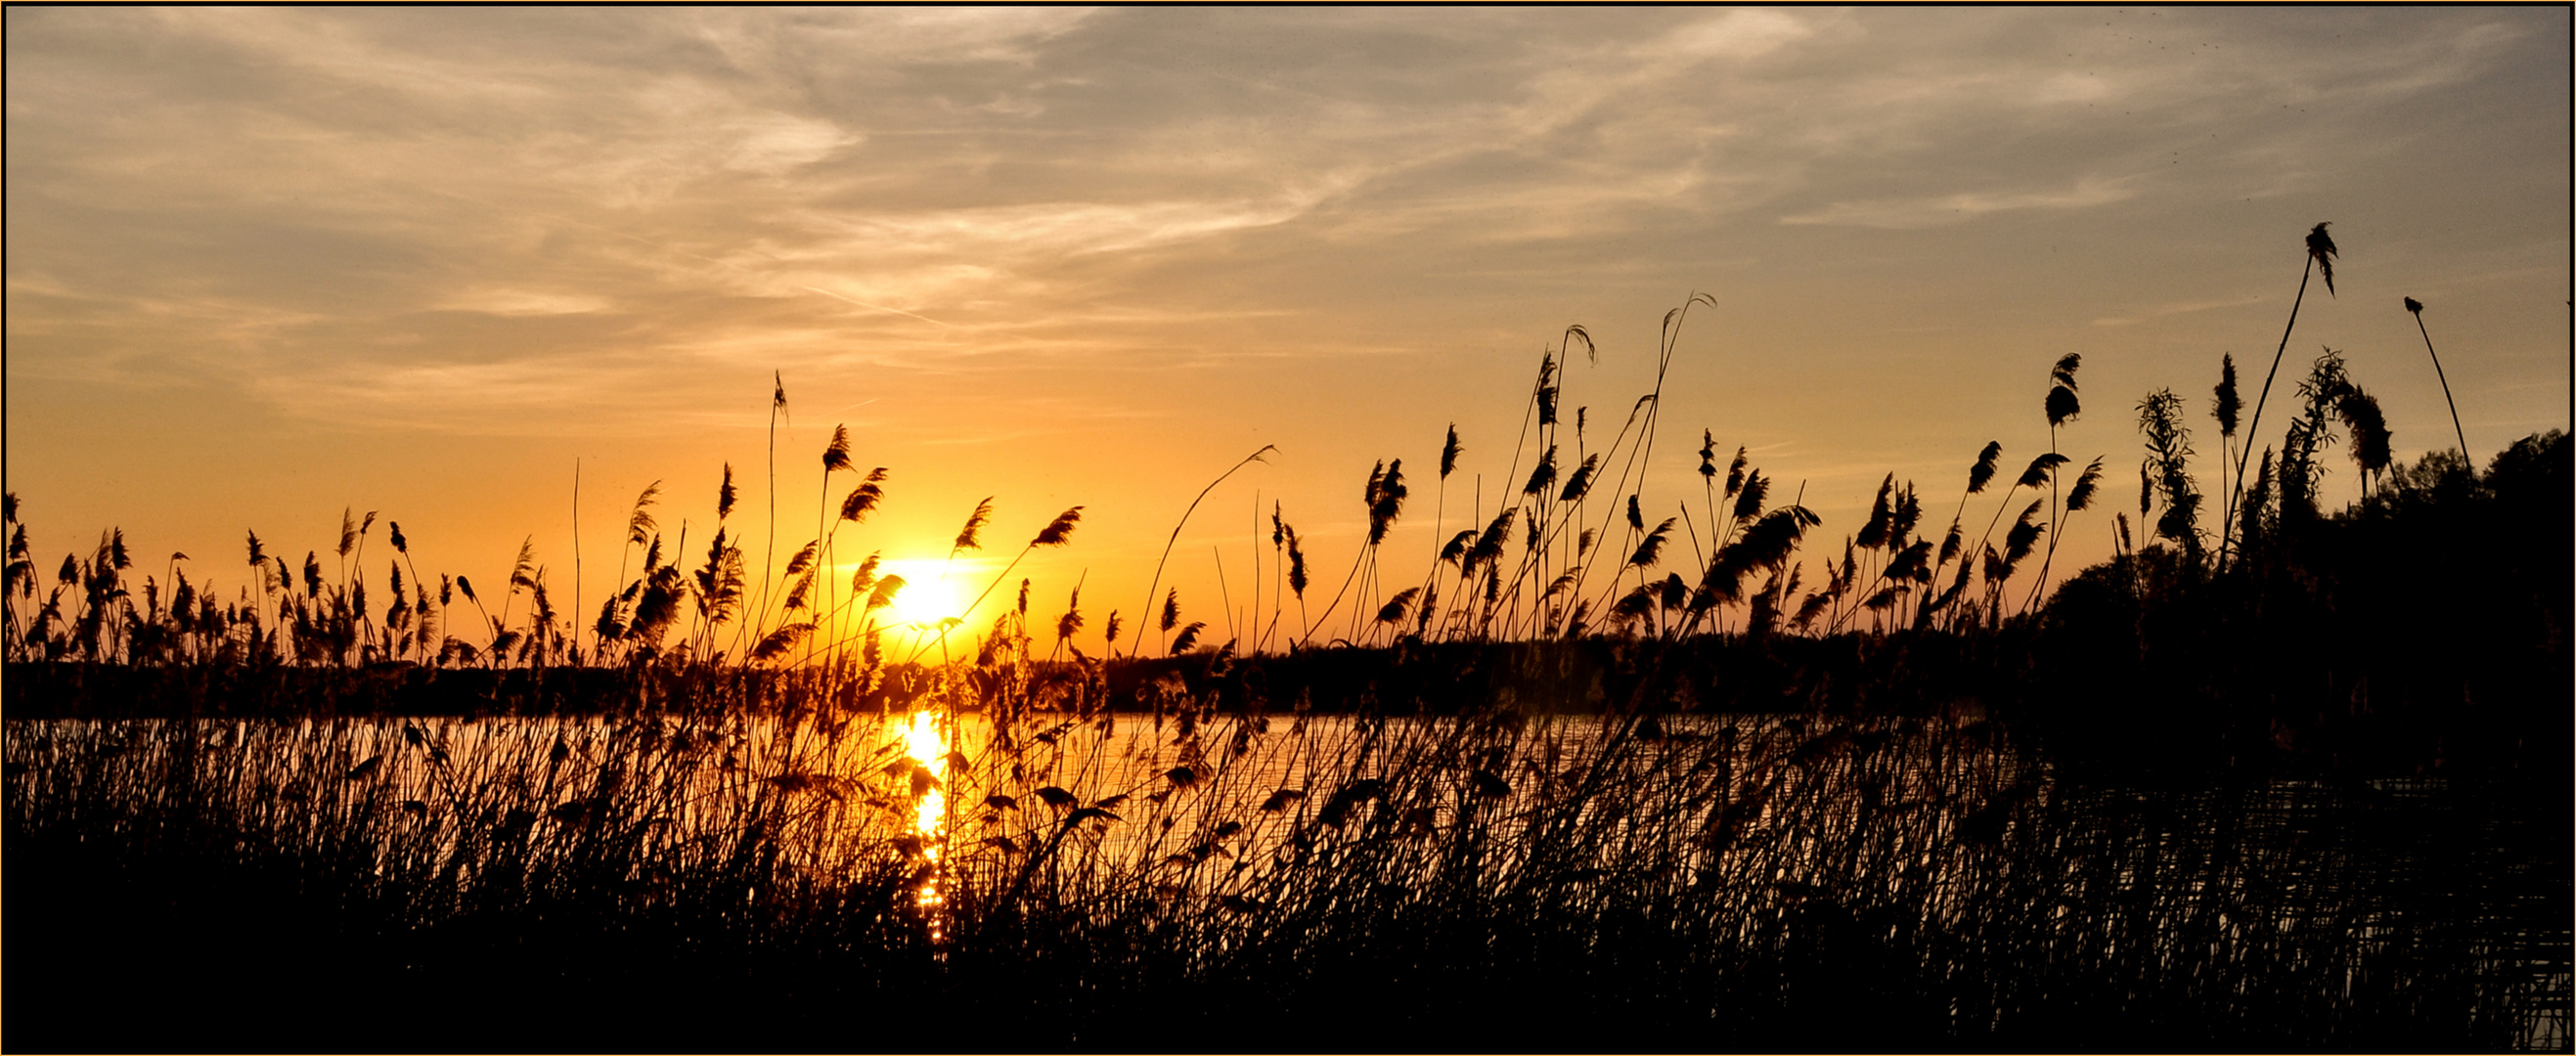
[796,286,955,329]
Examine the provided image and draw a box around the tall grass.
[0,299,2110,672]
[6,680,2560,1048]
[2223,222,2337,569]
[4,232,2567,1047]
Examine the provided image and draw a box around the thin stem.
[572,459,582,664]
[1133,446,1275,659]
[2412,311,2471,461]
[2224,257,2313,571]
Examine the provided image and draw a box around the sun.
[890,576,962,628]
[869,559,970,629]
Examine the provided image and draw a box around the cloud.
[1778,176,2140,229]
[777,183,1350,267]
[1652,10,1816,61]
[435,287,616,318]
[8,6,2564,442]
[5,6,2562,650]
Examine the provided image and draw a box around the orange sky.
[8,8,2569,657]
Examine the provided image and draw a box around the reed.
[2405,296,2473,462]
[4,671,2558,1049]
[2224,223,2337,569]
[1133,447,1275,659]
[2023,354,2096,615]
[0,330,2171,680]
[2213,353,2241,514]
[2,275,2563,1048]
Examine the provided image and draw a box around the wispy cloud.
[6,6,2563,581]
[1779,176,2140,229]
[434,287,617,318]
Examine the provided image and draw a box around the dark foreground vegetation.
[6,234,2569,1048]
[8,705,2566,1051]
[8,432,2564,1051]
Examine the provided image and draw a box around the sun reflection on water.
[903,710,950,947]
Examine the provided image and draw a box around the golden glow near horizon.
[6,8,2567,657]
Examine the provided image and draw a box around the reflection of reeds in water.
[5,694,2561,1048]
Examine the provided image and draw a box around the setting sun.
[867,558,974,629]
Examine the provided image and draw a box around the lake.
[5,708,2564,1048]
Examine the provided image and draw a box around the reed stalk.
[2224,224,2336,570]
[2404,297,2472,462]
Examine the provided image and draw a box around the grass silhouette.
[2,226,2566,1050]
[2224,222,2338,569]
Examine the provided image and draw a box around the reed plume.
[2336,385,2393,496]
[2065,459,2104,513]
[953,498,994,555]
[1310,459,1410,644]
[1968,441,2002,494]
[1372,585,1422,629]
[2309,221,2339,295]
[947,506,1086,640]
[1920,441,2003,629]
[1053,582,1084,657]
[1731,470,1767,523]
[2026,355,2084,610]
[2227,224,2335,569]
[2207,353,2242,523]
[624,483,661,548]
[1522,446,1558,499]
[598,482,663,653]
[2014,453,2066,493]
[2046,353,2083,429]
[1627,517,1676,571]
[1032,506,1082,548]
[1287,526,1308,605]
[866,574,906,616]
[1557,454,1598,505]
[1415,425,1466,645]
